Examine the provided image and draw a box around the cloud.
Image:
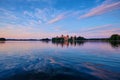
[96,0,101,3]
[76,24,113,33]
[0,23,68,39]
[23,11,34,18]
[0,23,50,39]
[91,28,120,38]
[54,26,62,31]
[27,0,39,1]
[100,28,120,33]
[47,13,66,24]
[69,24,120,38]
[81,28,120,38]
[23,8,57,23]
[23,9,50,25]
[89,28,120,35]
[80,1,120,18]
[0,8,18,20]
[85,24,113,32]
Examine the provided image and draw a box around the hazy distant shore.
[5,38,107,41]
[0,34,120,42]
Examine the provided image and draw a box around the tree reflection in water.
[109,41,120,48]
[0,41,6,44]
[51,40,120,48]
[0,40,120,48]
[52,40,85,48]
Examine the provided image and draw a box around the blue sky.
[0,0,120,39]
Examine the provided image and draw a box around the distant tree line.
[52,37,64,42]
[69,36,85,41]
[52,34,120,42]
[41,38,50,41]
[0,38,6,41]
[0,34,120,42]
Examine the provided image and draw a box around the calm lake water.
[0,41,120,80]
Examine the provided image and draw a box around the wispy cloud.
[47,13,66,24]
[0,23,68,39]
[54,26,62,31]
[91,28,120,38]
[69,24,120,38]
[100,28,120,33]
[75,24,113,33]
[27,0,54,4]
[85,24,113,32]
[0,8,18,20]
[96,0,101,3]
[23,8,58,23]
[80,1,120,18]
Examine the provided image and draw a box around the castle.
[60,35,69,41]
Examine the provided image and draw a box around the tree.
[74,36,77,41]
[76,36,85,40]
[0,38,6,41]
[110,34,120,40]
[69,36,73,41]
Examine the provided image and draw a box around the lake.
[0,41,120,80]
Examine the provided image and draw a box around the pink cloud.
[86,24,113,31]
[84,28,120,38]
[47,13,66,24]
[0,24,68,39]
[77,24,113,33]
[70,24,120,38]
[80,1,120,18]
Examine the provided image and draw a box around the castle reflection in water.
[0,40,120,48]
[52,40,85,47]
[41,40,120,48]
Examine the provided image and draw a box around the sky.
[0,0,120,39]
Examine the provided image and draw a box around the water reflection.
[0,41,120,80]
[108,41,120,48]
[51,40,120,48]
[41,40,50,44]
[52,40,85,47]
[0,41,6,44]
[0,40,120,49]
[83,62,120,80]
